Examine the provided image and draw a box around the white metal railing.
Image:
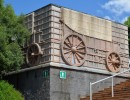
[90,68,130,100]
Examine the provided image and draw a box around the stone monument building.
[5,4,129,100]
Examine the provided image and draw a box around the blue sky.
[4,0,130,23]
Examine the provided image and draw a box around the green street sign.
[43,70,49,78]
[60,71,66,79]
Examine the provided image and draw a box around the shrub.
[0,80,24,100]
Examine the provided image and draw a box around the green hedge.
[0,80,24,100]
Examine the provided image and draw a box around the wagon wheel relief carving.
[26,43,43,66]
[62,34,86,66]
[106,52,121,72]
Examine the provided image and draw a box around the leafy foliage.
[0,0,30,73]
[124,17,130,55]
[0,80,24,100]
[124,17,130,35]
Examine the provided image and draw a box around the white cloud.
[104,16,111,20]
[121,16,128,23]
[102,0,130,16]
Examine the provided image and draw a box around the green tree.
[124,17,130,55]
[0,80,24,100]
[124,17,130,36]
[0,0,30,73]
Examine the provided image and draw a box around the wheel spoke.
[30,47,33,52]
[77,50,86,54]
[33,46,35,51]
[64,41,71,48]
[108,61,112,63]
[110,54,113,58]
[73,53,76,64]
[34,47,37,54]
[72,35,73,46]
[112,54,115,59]
[76,52,84,59]
[77,46,85,50]
[113,65,117,70]
[70,53,73,63]
[108,56,112,60]
[73,36,75,46]
[67,37,72,47]
[115,57,119,60]
[63,46,71,50]
[109,63,112,66]
[64,50,71,54]
[75,53,80,63]
[76,41,83,48]
[67,52,72,59]
[30,57,34,64]
[115,60,120,64]
[29,48,32,53]
[32,58,35,63]
[115,64,119,68]
[28,55,31,58]
[33,46,37,52]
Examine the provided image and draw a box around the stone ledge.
[5,62,130,78]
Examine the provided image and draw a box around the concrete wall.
[50,67,127,100]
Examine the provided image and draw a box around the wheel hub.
[31,52,34,56]
[111,59,116,64]
[111,59,119,64]
[71,46,77,53]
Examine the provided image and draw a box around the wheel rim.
[26,43,42,66]
[62,34,86,66]
[106,52,121,72]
